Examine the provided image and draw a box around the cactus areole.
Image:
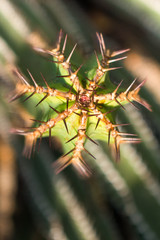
[11,30,151,177]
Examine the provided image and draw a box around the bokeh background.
[1,0,160,240]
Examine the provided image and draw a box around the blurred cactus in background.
[1,0,160,240]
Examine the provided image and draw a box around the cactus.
[11,30,151,177]
[1,0,160,240]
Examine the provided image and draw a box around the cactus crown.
[11,30,151,177]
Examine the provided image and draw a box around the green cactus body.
[11,30,151,176]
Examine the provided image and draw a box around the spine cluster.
[11,30,151,176]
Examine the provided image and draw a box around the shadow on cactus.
[11,30,151,177]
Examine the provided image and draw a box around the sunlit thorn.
[40,72,50,89]
[13,68,30,86]
[88,114,99,117]
[94,51,101,69]
[10,128,23,135]
[121,137,141,144]
[57,29,63,49]
[94,100,99,108]
[113,80,124,94]
[25,145,32,159]
[96,32,104,59]
[84,148,96,159]
[73,111,81,116]
[100,33,106,53]
[26,127,38,131]
[136,99,152,112]
[79,157,92,176]
[62,148,75,158]
[27,69,38,87]
[95,118,101,130]
[66,43,77,63]
[68,83,75,94]
[9,91,27,102]
[113,123,130,127]
[108,56,127,63]
[74,63,83,75]
[66,98,69,111]
[36,94,48,107]
[96,85,106,90]
[66,134,78,143]
[103,108,116,116]
[48,29,63,55]
[63,118,69,134]
[133,79,146,92]
[62,34,68,54]
[96,32,100,42]
[46,58,62,64]
[56,158,72,174]
[56,74,70,78]
[115,98,126,110]
[32,137,37,155]
[57,64,82,79]
[30,118,46,124]
[85,134,98,145]
[127,97,140,110]
[125,78,137,94]
[118,132,137,136]
[85,76,92,82]
[111,48,130,57]
[16,127,36,132]
[33,46,49,54]
[12,130,28,135]
[107,66,122,72]
[23,92,35,103]
[49,105,60,114]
